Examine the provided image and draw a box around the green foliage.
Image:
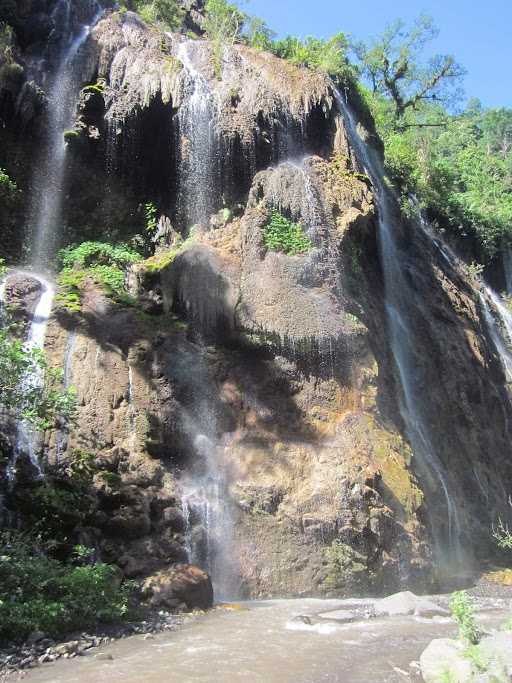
[0,167,18,206]
[204,0,244,79]
[274,33,353,81]
[463,644,488,673]
[353,15,465,118]
[59,241,142,270]
[263,209,312,256]
[449,591,479,645]
[361,85,512,256]
[243,16,275,52]
[323,540,366,590]
[118,0,183,31]
[145,201,158,234]
[0,324,77,431]
[493,516,512,550]
[57,241,142,310]
[0,532,133,643]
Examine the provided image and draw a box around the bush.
[204,0,244,79]
[273,33,353,81]
[118,0,183,31]
[449,591,479,644]
[0,327,77,431]
[263,209,312,256]
[0,533,133,643]
[56,241,142,310]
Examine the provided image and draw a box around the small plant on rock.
[263,209,312,256]
[449,590,479,645]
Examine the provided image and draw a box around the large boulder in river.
[420,633,512,682]
[374,591,449,618]
[142,564,214,610]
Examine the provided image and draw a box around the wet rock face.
[2,273,42,335]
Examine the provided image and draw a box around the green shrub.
[204,0,244,79]
[273,33,353,81]
[119,0,183,31]
[0,325,77,431]
[0,533,133,643]
[449,591,479,644]
[57,242,142,310]
[263,209,312,256]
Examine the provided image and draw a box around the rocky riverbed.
[8,587,511,683]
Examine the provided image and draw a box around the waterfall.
[26,1,103,269]
[181,430,236,601]
[504,248,512,296]
[479,288,512,383]
[176,40,220,230]
[7,276,55,481]
[334,91,463,563]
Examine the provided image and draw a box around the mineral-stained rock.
[143,565,214,610]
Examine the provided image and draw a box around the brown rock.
[143,564,213,610]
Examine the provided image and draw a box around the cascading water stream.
[7,275,55,481]
[10,3,103,475]
[176,40,220,229]
[334,90,463,562]
[27,1,103,269]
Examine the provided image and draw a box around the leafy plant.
[57,241,142,310]
[0,324,77,431]
[204,0,244,79]
[118,0,183,30]
[0,532,134,643]
[274,33,353,80]
[145,201,158,235]
[449,590,479,645]
[463,644,488,673]
[263,209,312,256]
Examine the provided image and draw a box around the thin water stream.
[5,274,55,480]
[334,92,462,562]
[176,40,219,229]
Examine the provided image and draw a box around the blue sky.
[245,0,511,108]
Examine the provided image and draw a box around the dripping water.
[176,40,220,229]
[26,1,104,269]
[334,90,463,564]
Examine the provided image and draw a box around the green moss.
[63,129,80,142]
[323,540,366,591]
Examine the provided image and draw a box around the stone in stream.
[317,610,358,623]
[142,564,213,610]
[420,632,512,682]
[374,591,449,618]
[420,638,473,682]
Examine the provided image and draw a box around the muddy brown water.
[22,599,509,683]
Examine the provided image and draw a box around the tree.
[354,15,465,119]
[204,0,244,79]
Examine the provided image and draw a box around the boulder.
[478,632,512,679]
[374,591,449,618]
[318,609,358,623]
[420,638,473,683]
[143,564,213,610]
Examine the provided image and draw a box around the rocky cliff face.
[1,3,512,599]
